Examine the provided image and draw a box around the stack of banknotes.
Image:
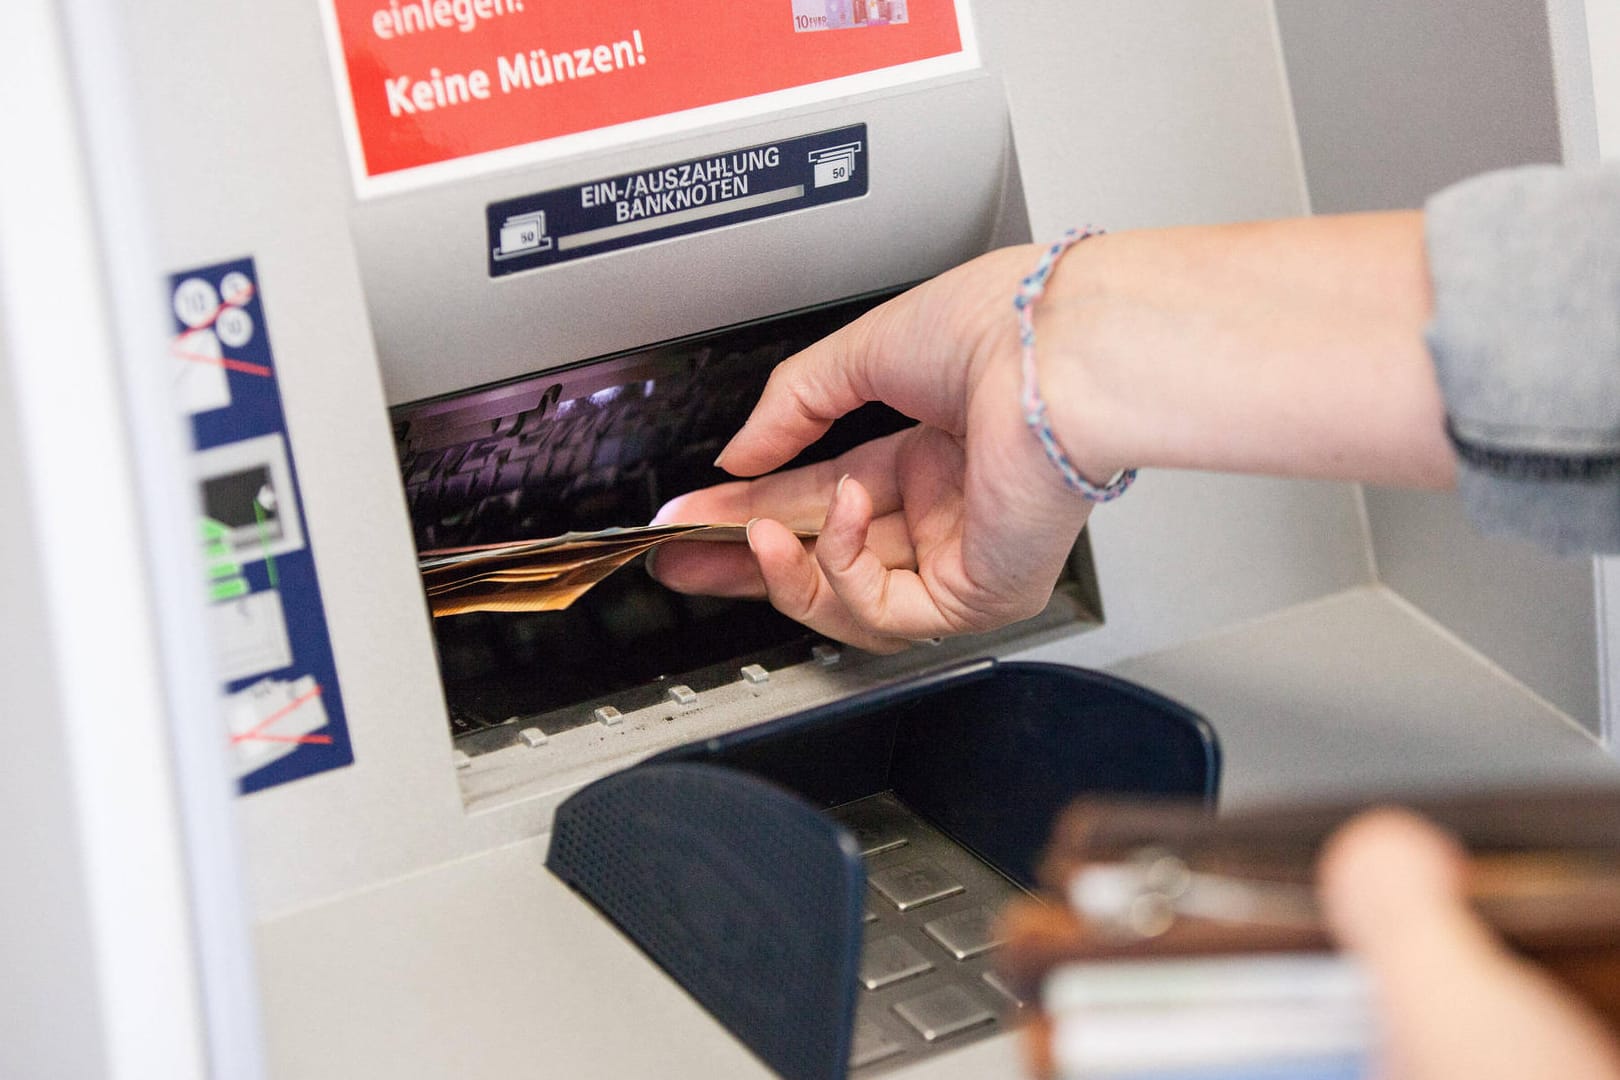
[418,523,762,616]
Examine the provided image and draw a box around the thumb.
[1319,808,1620,1080]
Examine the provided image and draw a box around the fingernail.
[643,545,661,579]
[834,473,850,503]
[745,516,761,549]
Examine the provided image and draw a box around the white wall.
[1275,0,1604,731]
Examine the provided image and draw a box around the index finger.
[712,307,883,478]
[654,430,909,528]
[713,246,1026,478]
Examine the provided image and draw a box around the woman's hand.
[1319,810,1620,1079]
[649,244,1099,652]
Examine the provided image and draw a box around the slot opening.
[391,289,1103,758]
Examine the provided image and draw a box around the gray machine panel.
[357,73,1027,404]
[33,2,1620,1077]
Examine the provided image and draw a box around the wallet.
[998,788,1620,1078]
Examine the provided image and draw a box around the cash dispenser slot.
[548,660,1219,1080]
[392,292,1106,756]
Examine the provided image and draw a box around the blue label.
[171,258,355,795]
[487,124,867,275]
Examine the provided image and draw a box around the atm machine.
[6,2,1620,1079]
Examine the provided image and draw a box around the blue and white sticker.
[170,258,355,795]
[486,123,868,276]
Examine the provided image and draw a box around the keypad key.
[833,795,911,856]
[981,971,1027,1008]
[894,985,995,1042]
[851,820,908,856]
[849,1017,904,1069]
[869,860,964,911]
[859,935,933,991]
[923,905,1003,960]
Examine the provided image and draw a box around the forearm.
[1038,212,1457,489]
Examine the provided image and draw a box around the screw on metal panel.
[593,706,623,727]
[452,750,472,770]
[666,685,698,707]
[518,727,549,748]
[811,643,841,666]
[739,663,769,686]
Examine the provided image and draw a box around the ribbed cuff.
[1425,164,1620,553]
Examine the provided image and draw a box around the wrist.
[1029,215,1452,489]
[1025,232,1139,486]
[1016,228,1138,500]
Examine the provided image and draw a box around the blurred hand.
[1319,809,1620,1080]
[648,245,1099,652]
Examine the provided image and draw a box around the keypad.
[828,792,1026,1075]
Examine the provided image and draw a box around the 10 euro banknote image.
[791,0,910,32]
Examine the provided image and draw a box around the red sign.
[323,0,967,184]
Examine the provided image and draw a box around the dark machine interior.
[393,291,912,739]
[393,289,1095,745]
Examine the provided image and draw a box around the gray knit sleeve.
[1424,165,1620,554]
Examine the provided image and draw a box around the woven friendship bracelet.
[1015,227,1138,502]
